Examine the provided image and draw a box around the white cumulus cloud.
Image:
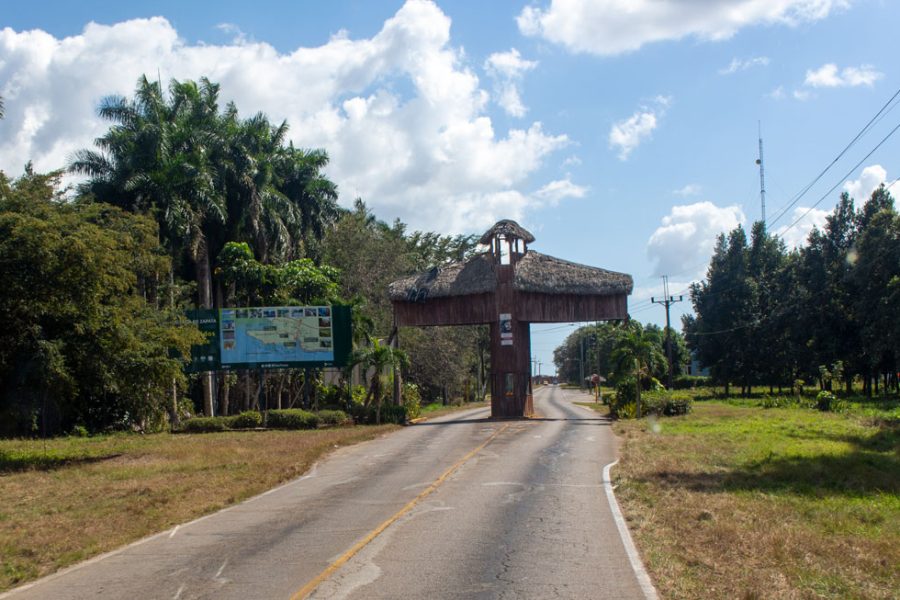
[609,96,670,160]
[533,177,588,204]
[804,63,883,88]
[484,48,538,117]
[0,1,569,233]
[517,0,848,56]
[647,201,745,277]
[843,164,888,201]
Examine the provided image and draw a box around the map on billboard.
[219,306,335,368]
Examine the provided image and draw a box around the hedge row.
[348,403,408,425]
[267,409,320,430]
[610,382,693,419]
[180,409,350,433]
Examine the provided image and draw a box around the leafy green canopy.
[553,321,687,386]
[216,241,341,306]
[0,169,203,435]
[69,76,340,307]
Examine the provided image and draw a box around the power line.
[767,84,900,227]
[780,119,900,234]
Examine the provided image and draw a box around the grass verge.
[0,425,397,592]
[417,400,489,420]
[611,402,899,599]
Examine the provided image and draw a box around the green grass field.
[611,400,899,599]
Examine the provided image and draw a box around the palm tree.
[70,76,226,416]
[610,322,666,418]
[215,111,338,265]
[351,339,409,424]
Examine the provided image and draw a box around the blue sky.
[2,1,897,373]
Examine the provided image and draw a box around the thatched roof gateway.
[388,250,633,302]
[390,219,632,418]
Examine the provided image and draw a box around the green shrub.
[351,385,367,406]
[402,383,422,420]
[316,410,350,427]
[760,395,798,409]
[317,384,345,408]
[181,416,230,433]
[349,403,407,424]
[664,396,692,416]
[267,409,320,429]
[761,395,782,409]
[230,411,263,429]
[610,379,637,418]
[672,375,711,390]
[380,404,408,424]
[816,391,846,412]
[70,424,90,438]
[642,391,693,416]
[614,401,637,419]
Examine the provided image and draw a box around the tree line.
[684,186,899,396]
[0,77,487,436]
[553,321,690,387]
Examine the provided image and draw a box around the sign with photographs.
[185,305,351,371]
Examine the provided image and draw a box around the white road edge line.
[0,462,322,599]
[602,460,659,600]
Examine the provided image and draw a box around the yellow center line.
[290,422,512,600]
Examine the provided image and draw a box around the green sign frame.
[186,309,221,373]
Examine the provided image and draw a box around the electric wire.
[767,84,900,227]
[779,119,900,234]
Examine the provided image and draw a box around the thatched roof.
[388,250,633,302]
[389,253,496,302]
[514,251,633,296]
[478,219,535,245]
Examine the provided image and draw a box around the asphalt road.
[4,386,650,600]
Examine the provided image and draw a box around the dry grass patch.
[0,425,397,591]
[612,402,899,599]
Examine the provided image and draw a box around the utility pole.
[531,356,541,384]
[651,275,683,389]
[756,121,767,227]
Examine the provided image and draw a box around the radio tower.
[755,121,767,228]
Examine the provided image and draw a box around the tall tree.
[851,186,899,394]
[685,227,754,394]
[0,167,201,435]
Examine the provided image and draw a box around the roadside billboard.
[185,305,351,371]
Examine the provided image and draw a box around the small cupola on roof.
[480,219,535,265]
